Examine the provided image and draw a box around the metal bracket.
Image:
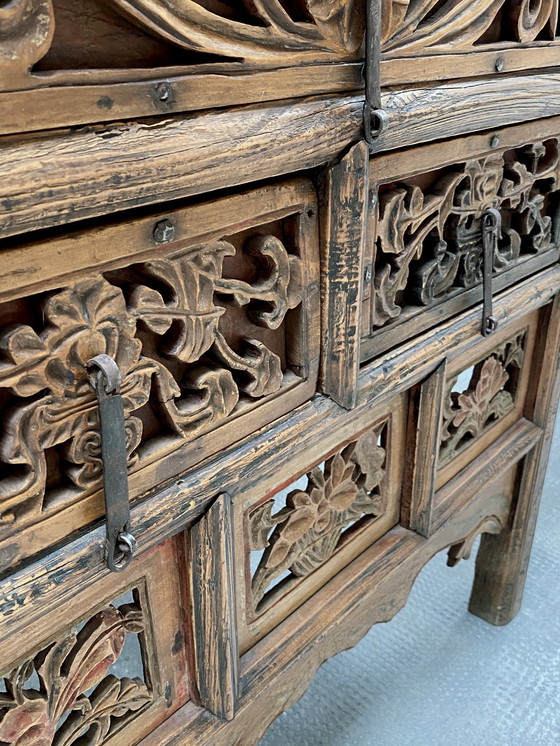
[363,0,387,146]
[481,208,501,337]
[88,353,137,572]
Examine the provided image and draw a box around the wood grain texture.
[137,451,520,746]
[5,73,560,240]
[319,141,368,409]
[190,494,239,721]
[0,95,362,240]
[401,360,447,537]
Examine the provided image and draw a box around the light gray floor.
[259,415,560,746]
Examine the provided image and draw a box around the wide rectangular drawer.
[0,179,320,572]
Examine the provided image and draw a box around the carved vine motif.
[249,423,387,608]
[447,515,503,567]
[110,0,364,61]
[0,235,302,527]
[439,333,526,467]
[373,141,560,328]
[0,602,151,745]
[382,0,559,53]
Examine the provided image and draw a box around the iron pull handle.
[363,0,387,145]
[481,208,501,337]
[88,354,137,572]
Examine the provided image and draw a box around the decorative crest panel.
[382,0,560,53]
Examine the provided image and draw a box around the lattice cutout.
[0,223,306,531]
[382,0,560,54]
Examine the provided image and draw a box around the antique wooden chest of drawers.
[0,2,559,744]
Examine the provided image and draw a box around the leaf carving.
[439,334,525,467]
[0,602,151,746]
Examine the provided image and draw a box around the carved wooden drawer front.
[402,291,560,538]
[236,394,407,652]
[361,121,560,363]
[0,536,190,745]
[0,179,319,572]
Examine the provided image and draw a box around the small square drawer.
[235,393,407,652]
[361,120,560,364]
[0,179,319,572]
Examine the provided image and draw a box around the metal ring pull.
[88,354,137,572]
[481,208,501,337]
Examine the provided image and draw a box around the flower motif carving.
[109,0,364,62]
[0,602,151,746]
[439,333,526,467]
[373,141,559,328]
[382,0,559,54]
[0,0,54,90]
[249,424,387,608]
[0,234,303,529]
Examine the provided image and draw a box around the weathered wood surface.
[4,74,560,240]
[469,295,560,624]
[190,494,239,721]
[138,456,518,746]
[319,141,369,409]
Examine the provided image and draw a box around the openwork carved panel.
[370,139,560,332]
[382,0,560,54]
[248,421,388,611]
[110,0,364,61]
[0,196,317,555]
[439,333,526,467]
[0,598,151,745]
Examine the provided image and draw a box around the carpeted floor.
[258,416,560,746]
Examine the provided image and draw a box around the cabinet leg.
[469,378,560,626]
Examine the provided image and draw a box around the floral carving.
[0,602,151,745]
[439,333,526,467]
[382,0,559,54]
[249,424,387,608]
[0,234,303,530]
[373,141,559,328]
[109,0,364,62]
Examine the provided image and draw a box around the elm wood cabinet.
[0,2,560,745]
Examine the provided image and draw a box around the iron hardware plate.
[481,208,501,337]
[88,353,137,572]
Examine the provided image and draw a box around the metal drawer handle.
[88,354,137,572]
[363,0,387,145]
[481,208,501,337]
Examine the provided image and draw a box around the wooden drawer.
[0,536,190,745]
[361,120,560,363]
[402,292,560,537]
[0,179,319,572]
[235,393,408,653]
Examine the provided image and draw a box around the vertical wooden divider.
[190,493,239,720]
[320,141,369,409]
[401,359,448,537]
